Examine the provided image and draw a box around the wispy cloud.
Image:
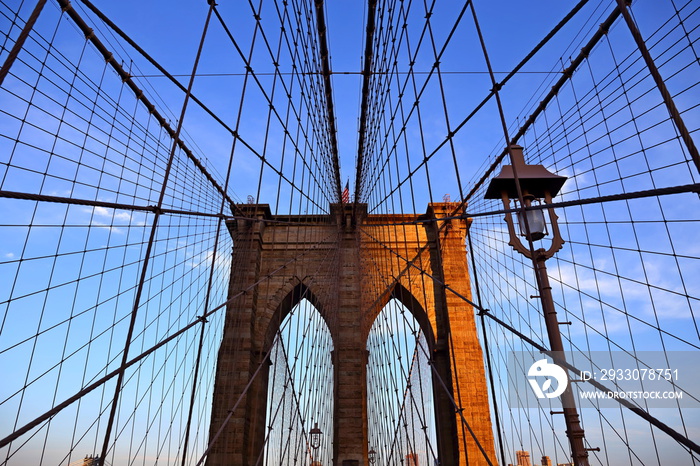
[82,205,147,234]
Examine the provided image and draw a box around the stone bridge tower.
[206,202,496,466]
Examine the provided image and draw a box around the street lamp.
[309,421,322,452]
[484,144,566,257]
[485,144,590,466]
[368,447,377,464]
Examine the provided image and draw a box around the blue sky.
[87,0,604,213]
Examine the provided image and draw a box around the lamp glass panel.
[310,424,321,449]
[517,208,547,241]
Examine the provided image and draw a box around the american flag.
[341,181,350,203]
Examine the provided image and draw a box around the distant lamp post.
[309,421,322,452]
[485,145,590,466]
[368,447,377,464]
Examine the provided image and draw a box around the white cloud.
[81,205,148,230]
[91,206,132,222]
[89,221,124,235]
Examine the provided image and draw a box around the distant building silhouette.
[509,450,556,466]
[82,455,99,466]
[516,450,531,466]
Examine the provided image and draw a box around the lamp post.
[309,422,322,464]
[485,145,590,466]
[368,447,377,465]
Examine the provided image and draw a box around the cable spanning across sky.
[0,0,699,465]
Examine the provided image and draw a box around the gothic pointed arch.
[387,282,436,352]
[262,281,332,354]
[262,283,335,465]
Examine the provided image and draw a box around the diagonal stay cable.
[614,0,700,175]
[314,0,342,200]
[72,0,329,214]
[211,3,335,207]
[362,0,466,207]
[95,2,217,462]
[461,3,623,204]
[0,227,339,451]
[56,0,243,217]
[73,0,236,140]
[245,0,336,208]
[354,0,378,206]
[0,0,47,86]
[371,0,618,213]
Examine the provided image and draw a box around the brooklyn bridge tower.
[206,202,497,465]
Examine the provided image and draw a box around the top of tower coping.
[226,202,467,227]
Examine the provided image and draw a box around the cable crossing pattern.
[0,0,699,465]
